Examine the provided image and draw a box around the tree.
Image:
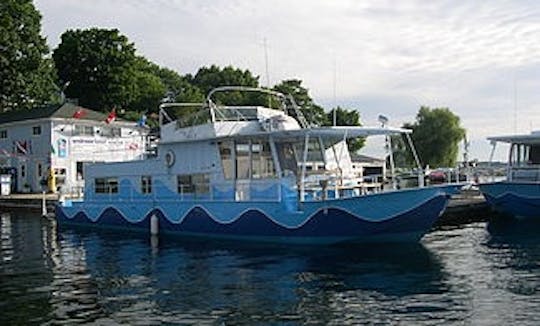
[273,79,328,126]
[53,28,138,111]
[0,0,57,111]
[325,107,365,152]
[135,57,204,108]
[404,107,465,168]
[189,65,260,105]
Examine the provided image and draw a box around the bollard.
[150,214,159,236]
[41,191,47,217]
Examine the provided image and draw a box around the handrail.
[159,102,205,126]
[206,86,288,105]
[205,86,309,128]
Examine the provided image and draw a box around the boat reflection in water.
[3,211,540,324]
[54,223,447,324]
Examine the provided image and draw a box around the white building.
[0,103,148,193]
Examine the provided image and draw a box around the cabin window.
[32,126,41,135]
[220,140,277,180]
[177,174,209,195]
[251,141,275,178]
[0,130,7,139]
[219,141,234,179]
[95,177,118,193]
[529,145,540,164]
[73,125,94,136]
[510,144,534,167]
[141,175,152,194]
[276,143,298,176]
[235,142,251,179]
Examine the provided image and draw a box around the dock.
[0,193,59,211]
[437,189,490,225]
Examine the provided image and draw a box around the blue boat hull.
[479,182,540,219]
[56,185,460,244]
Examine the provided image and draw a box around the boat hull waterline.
[479,182,540,219]
[56,185,460,244]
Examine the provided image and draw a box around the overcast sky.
[35,0,540,161]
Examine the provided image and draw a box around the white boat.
[56,87,460,244]
[479,131,540,219]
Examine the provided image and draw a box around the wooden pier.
[437,189,490,225]
[0,193,58,211]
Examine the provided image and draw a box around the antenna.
[513,71,517,133]
[264,38,270,88]
[332,55,337,126]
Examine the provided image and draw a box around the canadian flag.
[105,108,117,124]
[72,107,86,119]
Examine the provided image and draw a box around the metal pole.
[405,133,424,187]
[387,135,397,190]
[300,133,310,201]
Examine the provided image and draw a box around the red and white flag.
[105,108,117,124]
[72,107,86,119]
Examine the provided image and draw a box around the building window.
[73,125,94,136]
[32,126,41,135]
[141,175,152,194]
[21,165,26,178]
[100,127,121,137]
[0,130,7,139]
[177,174,209,196]
[37,163,43,177]
[95,177,118,194]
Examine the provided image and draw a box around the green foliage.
[135,57,204,107]
[397,107,465,168]
[53,28,138,111]
[273,79,327,126]
[325,107,365,152]
[0,0,57,111]
[189,65,259,105]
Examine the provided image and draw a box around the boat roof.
[265,126,411,140]
[161,125,411,144]
[488,131,540,145]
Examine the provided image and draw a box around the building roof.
[0,103,111,125]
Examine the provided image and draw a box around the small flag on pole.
[105,108,117,124]
[72,107,86,119]
[137,114,147,127]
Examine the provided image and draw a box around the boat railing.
[508,165,540,182]
[159,86,311,130]
[206,86,309,128]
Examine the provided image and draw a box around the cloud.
[35,0,540,160]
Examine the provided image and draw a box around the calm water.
[1,210,540,325]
